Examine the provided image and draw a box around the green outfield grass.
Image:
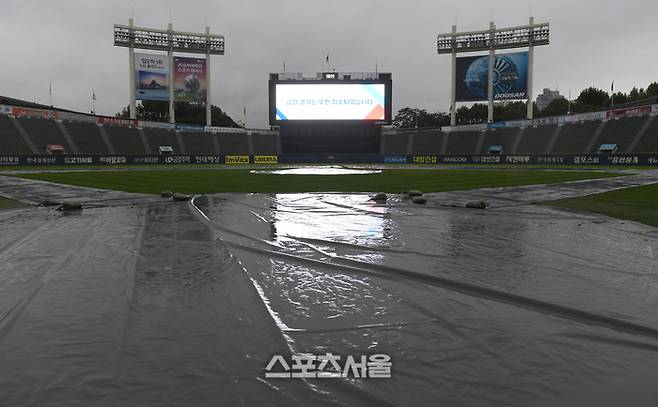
[545,182,658,228]
[12,168,621,195]
[0,196,26,210]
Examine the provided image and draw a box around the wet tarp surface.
[0,172,658,406]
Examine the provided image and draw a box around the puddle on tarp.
[250,166,382,175]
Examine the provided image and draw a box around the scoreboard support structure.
[438,17,549,125]
[113,19,225,126]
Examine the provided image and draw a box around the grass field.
[545,182,658,228]
[0,196,25,210]
[12,168,621,195]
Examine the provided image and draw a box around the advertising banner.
[135,53,169,101]
[12,107,58,119]
[606,105,652,119]
[456,52,528,102]
[2,154,658,167]
[174,57,207,102]
[98,116,138,127]
[254,155,278,164]
[0,105,12,115]
[652,104,658,113]
[275,83,387,121]
[138,120,176,130]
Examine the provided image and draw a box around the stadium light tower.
[437,17,549,125]
[113,19,225,126]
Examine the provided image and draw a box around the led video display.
[275,83,387,121]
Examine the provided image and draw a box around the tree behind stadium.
[116,101,241,128]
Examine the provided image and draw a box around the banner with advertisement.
[652,104,658,113]
[174,57,207,102]
[606,105,652,119]
[0,105,12,115]
[135,53,169,101]
[456,52,528,102]
[12,107,58,119]
[98,116,138,127]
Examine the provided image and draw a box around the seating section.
[218,133,249,154]
[551,121,600,154]
[143,128,180,153]
[596,116,647,153]
[16,117,72,153]
[382,133,409,154]
[410,130,444,154]
[632,116,658,153]
[0,115,32,153]
[103,125,145,154]
[66,121,108,153]
[4,113,658,157]
[479,128,520,154]
[516,125,554,154]
[444,131,481,154]
[182,132,215,155]
[251,133,278,155]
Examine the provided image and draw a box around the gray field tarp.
[0,172,658,406]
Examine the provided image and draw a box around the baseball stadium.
[1,3,657,406]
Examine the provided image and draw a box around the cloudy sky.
[1,0,656,127]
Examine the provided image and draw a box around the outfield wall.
[1,153,657,167]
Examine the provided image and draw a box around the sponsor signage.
[176,124,205,132]
[174,57,207,102]
[652,104,658,113]
[606,106,652,120]
[98,116,138,127]
[139,120,175,130]
[384,155,407,164]
[456,52,528,102]
[254,155,278,164]
[2,154,657,167]
[205,126,246,134]
[0,105,12,115]
[135,53,169,101]
[12,107,58,119]
[225,155,250,164]
[412,155,438,164]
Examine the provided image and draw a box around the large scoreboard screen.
[269,76,392,124]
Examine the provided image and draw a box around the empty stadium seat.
[551,121,600,154]
[143,128,180,154]
[516,125,554,154]
[410,130,444,154]
[251,133,278,155]
[382,133,409,154]
[16,117,72,153]
[444,131,481,154]
[631,116,658,153]
[479,128,520,154]
[103,125,145,154]
[217,133,249,154]
[181,132,215,155]
[0,115,33,153]
[64,120,108,154]
[596,116,647,153]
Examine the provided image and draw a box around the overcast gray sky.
[1,0,656,127]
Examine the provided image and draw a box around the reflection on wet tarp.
[189,188,658,407]
[249,166,382,175]
[2,172,658,406]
